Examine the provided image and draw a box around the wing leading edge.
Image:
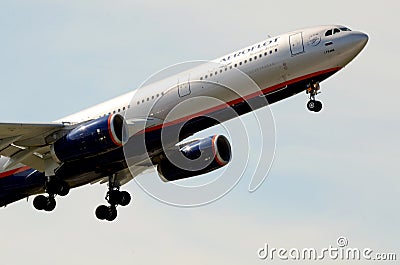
[0,122,67,172]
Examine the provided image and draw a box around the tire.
[118,191,131,206]
[307,100,315,111]
[47,180,70,196]
[46,181,60,195]
[44,197,56,212]
[314,101,323,112]
[108,190,121,205]
[106,206,118,221]
[58,182,70,196]
[95,205,109,220]
[33,195,47,210]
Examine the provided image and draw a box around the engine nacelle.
[157,135,231,181]
[51,114,126,163]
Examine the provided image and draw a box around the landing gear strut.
[32,178,70,212]
[306,82,323,112]
[95,175,131,221]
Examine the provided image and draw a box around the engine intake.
[51,114,126,163]
[157,135,231,181]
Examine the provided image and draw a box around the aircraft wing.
[0,122,68,172]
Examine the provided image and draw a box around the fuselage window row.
[136,92,164,106]
[199,48,278,81]
[134,48,279,106]
[100,105,130,118]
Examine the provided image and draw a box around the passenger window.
[325,29,333,36]
[334,28,340,34]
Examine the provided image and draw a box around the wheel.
[46,181,59,195]
[95,205,109,220]
[47,180,70,196]
[58,182,70,196]
[108,190,121,205]
[313,101,323,112]
[106,206,118,221]
[43,197,56,211]
[118,191,131,206]
[33,195,47,210]
[307,100,316,111]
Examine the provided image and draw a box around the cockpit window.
[325,29,333,36]
[326,27,349,37]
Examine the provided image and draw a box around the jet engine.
[157,135,231,181]
[51,114,126,163]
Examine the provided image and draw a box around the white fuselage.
[58,25,367,127]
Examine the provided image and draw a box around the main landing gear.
[95,175,131,222]
[306,82,323,112]
[33,178,70,212]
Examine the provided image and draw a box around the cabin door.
[289,33,304,56]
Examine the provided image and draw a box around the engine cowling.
[157,135,231,181]
[51,114,126,163]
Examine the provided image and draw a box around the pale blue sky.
[0,1,399,264]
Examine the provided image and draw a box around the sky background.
[0,1,399,264]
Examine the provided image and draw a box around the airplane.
[0,25,368,221]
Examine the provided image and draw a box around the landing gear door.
[289,33,304,56]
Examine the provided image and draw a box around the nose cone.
[337,31,368,65]
[351,32,369,51]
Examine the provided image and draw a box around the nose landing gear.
[95,175,131,222]
[306,82,323,112]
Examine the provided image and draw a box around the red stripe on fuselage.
[0,166,31,179]
[142,67,341,134]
